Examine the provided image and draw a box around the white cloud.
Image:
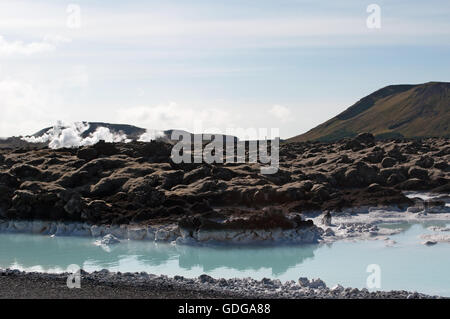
[0,78,51,136]
[0,71,88,137]
[0,35,55,56]
[0,2,448,51]
[116,102,235,133]
[64,65,89,88]
[269,105,292,122]
[43,34,72,44]
[0,34,70,56]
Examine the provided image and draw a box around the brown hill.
[288,82,450,142]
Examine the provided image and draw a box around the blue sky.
[0,0,449,138]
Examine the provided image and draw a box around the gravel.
[0,268,441,299]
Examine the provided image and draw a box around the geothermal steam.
[21,121,156,149]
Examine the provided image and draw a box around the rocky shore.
[0,268,439,299]
[0,134,449,244]
[0,135,449,299]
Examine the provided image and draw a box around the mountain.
[0,122,239,149]
[288,81,450,142]
[33,122,147,140]
[32,123,238,144]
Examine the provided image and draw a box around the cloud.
[0,72,88,137]
[116,102,235,133]
[0,35,55,56]
[269,105,292,122]
[43,34,72,44]
[64,65,89,88]
[0,34,70,56]
[1,2,449,51]
[0,78,51,136]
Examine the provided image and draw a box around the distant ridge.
[33,122,147,140]
[1,122,241,149]
[32,123,239,143]
[288,81,450,142]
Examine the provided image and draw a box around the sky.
[0,0,449,139]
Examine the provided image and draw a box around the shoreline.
[2,205,449,298]
[1,191,449,246]
[1,137,449,299]
[0,268,441,299]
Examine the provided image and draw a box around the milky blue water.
[1,222,450,296]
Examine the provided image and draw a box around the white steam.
[22,121,131,149]
[138,129,165,142]
[80,126,130,146]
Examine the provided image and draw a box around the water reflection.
[2,222,450,297]
[0,233,319,275]
[174,244,318,275]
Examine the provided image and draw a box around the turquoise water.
[1,222,450,296]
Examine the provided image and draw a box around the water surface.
[1,222,449,296]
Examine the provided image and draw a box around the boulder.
[124,176,166,207]
[93,140,119,156]
[434,161,448,171]
[415,156,434,169]
[198,274,215,284]
[190,200,213,214]
[343,161,378,187]
[386,145,406,161]
[211,167,235,181]
[341,139,363,151]
[298,277,310,287]
[82,200,112,222]
[90,176,128,197]
[367,183,383,192]
[0,172,19,188]
[10,164,42,179]
[167,205,187,215]
[321,211,332,226]
[381,157,397,168]
[183,166,211,184]
[311,184,330,201]
[364,149,384,164]
[314,157,327,165]
[354,133,375,145]
[408,167,429,181]
[397,178,424,190]
[100,234,120,245]
[331,284,344,293]
[77,147,98,161]
[422,240,437,246]
[275,182,307,201]
[379,167,407,185]
[57,170,91,188]
[337,154,352,164]
[11,190,36,216]
[63,193,83,218]
[161,170,184,189]
[131,211,153,223]
[309,278,327,289]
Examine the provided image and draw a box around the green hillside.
[288,82,450,142]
